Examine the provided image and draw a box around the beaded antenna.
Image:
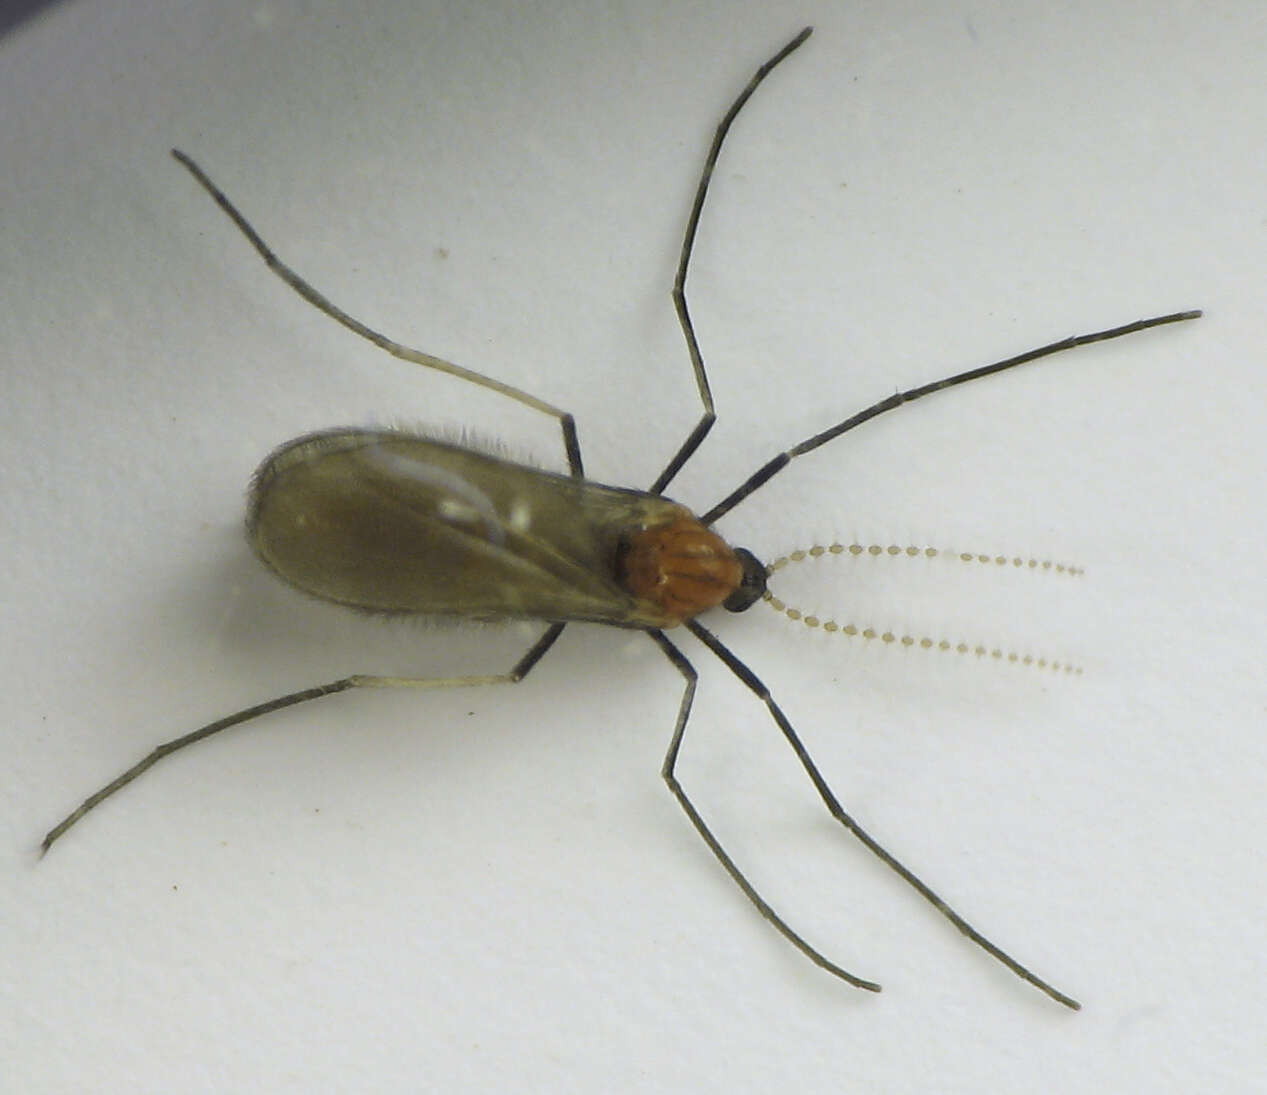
[766,541,1085,672]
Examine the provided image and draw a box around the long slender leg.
[701,309,1200,524]
[170,150,584,478]
[648,628,881,992]
[685,618,1081,1009]
[649,27,813,495]
[41,624,566,855]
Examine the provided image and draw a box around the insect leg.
[170,150,584,478]
[648,627,881,992]
[649,27,813,495]
[41,624,566,855]
[701,309,1200,524]
[685,618,1082,1010]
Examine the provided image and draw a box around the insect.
[41,27,1199,1010]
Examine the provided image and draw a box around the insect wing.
[247,429,685,625]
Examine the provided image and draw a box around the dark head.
[723,548,767,612]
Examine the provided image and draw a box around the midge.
[43,28,1198,1010]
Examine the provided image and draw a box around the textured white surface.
[4,3,1263,1092]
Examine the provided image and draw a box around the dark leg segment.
[41,624,567,855]
[649,27,813,495]
[649,628,882,992]
[702,310,1200,525]
[685,619,1081,1010]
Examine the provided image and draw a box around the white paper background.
[3,2,1263,1092]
